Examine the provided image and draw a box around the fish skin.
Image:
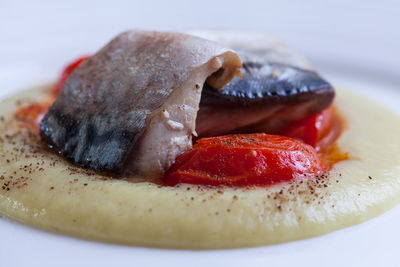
[194,31,335,137]
[197,61,334,137]
[40,30,242,176]
[201,61,333,107]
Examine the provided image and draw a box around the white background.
[1,0,399,94]
[1,1,400,266]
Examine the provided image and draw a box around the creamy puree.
[0,85,400,249]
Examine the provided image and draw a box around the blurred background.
[1,0,399,94]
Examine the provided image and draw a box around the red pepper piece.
[163,134,326,186]
[281,107,341,151]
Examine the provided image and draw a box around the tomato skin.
[164,134,326,186]
[54,56,90,95]
[281,107,339,151]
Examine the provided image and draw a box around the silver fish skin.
[40,30,242,177]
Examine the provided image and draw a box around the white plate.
[1,1,399,266]
[3,67,400,267]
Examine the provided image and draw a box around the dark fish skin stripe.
[200,62,334,109]
[40,106,143,173]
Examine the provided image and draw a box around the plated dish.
[1,30,400,249]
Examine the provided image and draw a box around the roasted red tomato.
[281,107,341,151]
[54,56,90,95]
[163,134,326,186]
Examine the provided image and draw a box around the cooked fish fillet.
[190,31,334,137]
[40,30,242,177]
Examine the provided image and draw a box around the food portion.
[282,106,341,151]
[40,30,335,184]
[164,134,327,186]
[192,31,334,136]
[1,30,400,249]
[40,30,242,177]
[2,87,400,248]
[198,55,334,137]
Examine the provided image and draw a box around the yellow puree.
[0,85,400,249]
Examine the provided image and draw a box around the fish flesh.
[191,31,335,137]
[40,30,242,177]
